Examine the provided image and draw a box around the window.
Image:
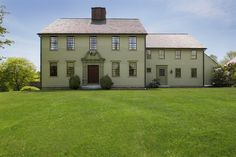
[191,50,197,59]
[147,68,152,73]
[90,36,97,50]
[67,61,75,77]
[146,50,151,59]
[159,50,165,59]
[191,68,197,78]
[50,62,57,77]
[50,36,58,50]
[175,68,181,78]
[175,50,181,59]
[159,69,165,76]
[67,36,75,50]
[112,62,120,77]
[129,62,137,77]
[112,36,120,50]
[128,36,137,50]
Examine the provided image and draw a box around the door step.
[81,85,101,90]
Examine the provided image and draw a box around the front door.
[156,65,168,85]
[88,65,99,84]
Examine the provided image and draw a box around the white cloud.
[166,0,231,19]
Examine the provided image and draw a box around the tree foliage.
[221,51,236,65]
[0,57,37,91]
[209,54,218,63]
[212,63,236,87]
[0,5,13,49]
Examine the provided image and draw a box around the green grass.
[0,88,236,157]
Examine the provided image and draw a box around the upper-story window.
[128,36,137,50]
[159,50,165,59]
[50,36,58,50]
[112,36,120,50]
[175,50,181,59]
[191,50,197,59]
[146,50,151,59]
[67,36,75,50]
[90,36,97,50]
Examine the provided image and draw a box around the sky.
[1,0,236,70]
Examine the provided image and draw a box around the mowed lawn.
[0,88,236,157]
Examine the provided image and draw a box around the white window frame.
[128,36,137,50]
[112,36,120,50]
[50,36,58,51]
[90,36,97,50]
[67,36,75,51]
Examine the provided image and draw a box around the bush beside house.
[69,75,81,89]
[100,75,113,89]
[212,63,236,87]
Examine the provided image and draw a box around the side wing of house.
[204,54,218,86]
[146,34,208,87]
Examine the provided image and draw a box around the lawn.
[0,88,236,157]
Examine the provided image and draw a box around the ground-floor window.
[129,62,137,77]
[67,61,75,77]
[50,62,57,77]
[112,62,120,77]
[191,68,197,78]
[147,68,152,73]
[175,68,181,78]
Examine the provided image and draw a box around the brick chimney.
[91,7,106,21]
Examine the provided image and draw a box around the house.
[38,7,217,88]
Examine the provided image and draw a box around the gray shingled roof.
[146,34,205,49]
[39,18,147,34]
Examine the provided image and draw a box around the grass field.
[0,88,236,157]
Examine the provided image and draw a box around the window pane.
[112,36,120,50]
[159,69,165,76]
[50,37,58,50]
[175,68,181,78]
[112,62,120,77]
[159,50,165,59]
[67,62,75,77]
[191,68,197,78]
[176,50,181,59]
[146,50,151,59]
[147,68,151,73]
[191,50,197,59]
[67,37,75,50]
[90,36,97,50]
[129,37,137,50]
[50,62,57,76]
[129,62,137,76]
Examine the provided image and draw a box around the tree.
[0,5,13,60]
[209,54,218,63]
[0,57,36,91]
[221,51,236,65]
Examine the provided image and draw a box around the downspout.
[144,35,147,88]
[203,49,205,87]
[40,35,42,89]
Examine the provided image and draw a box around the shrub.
[100,75,113,89]
[0,83,9,92]
[20,86,40,91]
[69,75,80,89]
[211,64,236,87]
[147,79,160,88]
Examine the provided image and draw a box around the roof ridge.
[60,18,139,20]
[148,33,189,35]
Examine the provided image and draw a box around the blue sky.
[1,0,236,69]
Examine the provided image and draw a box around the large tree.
[0,57,36,91]
[221,51,236,65]
[209,54,218,63]
[0,5,13,60]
